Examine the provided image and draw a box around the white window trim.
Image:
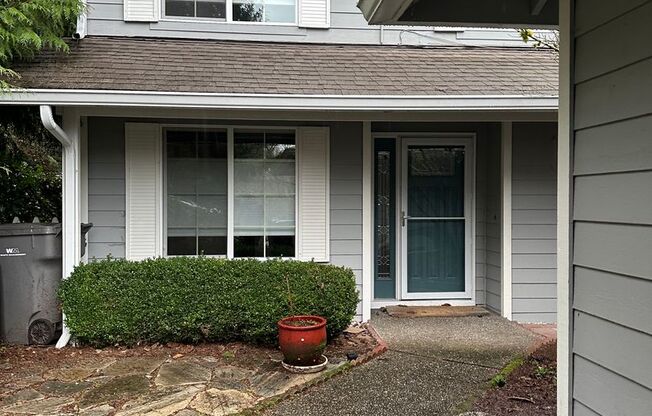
[161,0,299,25]
[161,123,299,260]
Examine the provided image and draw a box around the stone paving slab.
[3,396,74,415]
[79,375,150,409]
[104,357,166,377]
[38,380,92,396]
[44,359,116,382]
[189,388,256,415]
[155,360,212,387]
[117,385,203,416]
[0,351,351,415]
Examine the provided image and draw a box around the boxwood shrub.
[58,257,359,346]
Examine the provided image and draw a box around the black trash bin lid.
[0,223,62,237]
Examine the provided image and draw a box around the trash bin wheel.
[28,319,55,345]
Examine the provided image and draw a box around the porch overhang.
[2,89,558,112]
[358,0,559,28]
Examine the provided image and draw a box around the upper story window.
[164,0,296,23]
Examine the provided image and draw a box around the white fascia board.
[1,89,558,111]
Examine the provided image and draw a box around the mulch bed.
[473,340,557,416]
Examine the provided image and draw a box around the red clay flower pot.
[277,315,327,366]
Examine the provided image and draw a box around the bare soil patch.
[473,340,557,416]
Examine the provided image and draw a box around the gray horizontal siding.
[574,115,652,175]
[485,130,502,313]
[572,2,652,414]
[573,355,651,416]
[511,122,557,323]
[86,0,546,46]
[474,133,489,305]
[87,117,126,260]
[329,122,363,320]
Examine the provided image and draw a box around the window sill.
[150,19,306,37]
[158,17,298,27]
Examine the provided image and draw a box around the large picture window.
[164,0,296,23]
[165,127,296,258]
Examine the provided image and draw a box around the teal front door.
[400,138,474,299]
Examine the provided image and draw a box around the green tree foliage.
[518,29,559,52]
[0,106,62,223]
[1,0,84,89]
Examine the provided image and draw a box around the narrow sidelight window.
[374,138,396,299]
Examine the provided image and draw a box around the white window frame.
[161,0,298,25]
[162,124,299,260]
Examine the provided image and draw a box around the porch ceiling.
[358,0,559,28]
[8,36,558,98]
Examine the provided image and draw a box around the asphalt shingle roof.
[12,36,559,96]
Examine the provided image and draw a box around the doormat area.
[383,305,490,318]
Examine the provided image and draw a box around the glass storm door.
[401,138,474,299]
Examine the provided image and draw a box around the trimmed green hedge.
[58,257,359,346]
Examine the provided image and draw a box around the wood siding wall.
[86,0,541,46]
[87,117,127,259]
[329,123,363,319]
[512,122,557,323]
[485,131,502,313]
[572,1,652,414]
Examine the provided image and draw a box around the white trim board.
[362,121,373,322]
[501,121,513,319]
[557,1,573,415]
[2,89,558,111]
[372,299,476,308]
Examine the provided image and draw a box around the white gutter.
[39,106,76,349]
[5,90,559,111]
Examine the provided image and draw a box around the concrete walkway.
[265,311,539,416]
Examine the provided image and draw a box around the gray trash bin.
[0,222,62,345]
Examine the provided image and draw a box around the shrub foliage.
[59,257,359,346]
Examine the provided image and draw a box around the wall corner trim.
[501,121,513,320]
[361,121,373,322]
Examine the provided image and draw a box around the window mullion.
[226,0,233,22]
[262,132,267,258]
[227,127,235,258]
[195,132,199,256]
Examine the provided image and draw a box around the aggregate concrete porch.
[266,312,542,416]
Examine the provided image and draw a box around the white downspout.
[74,0,88,40]
[40,105,78,348]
